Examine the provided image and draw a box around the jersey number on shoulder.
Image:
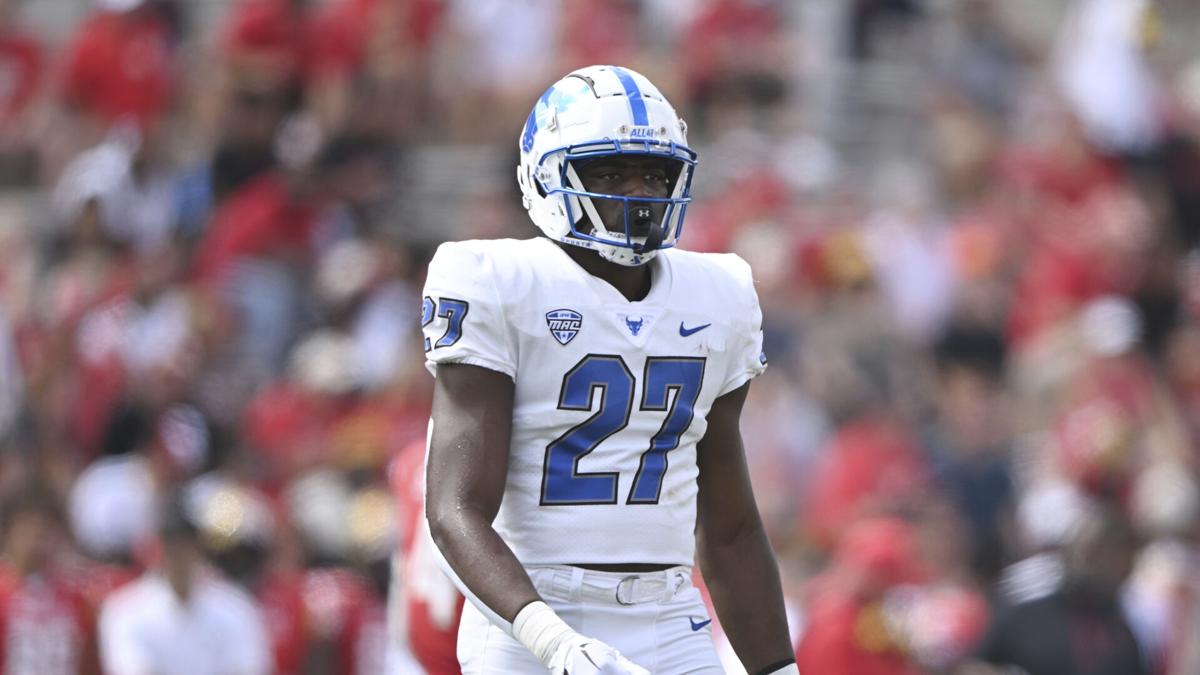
[541,354,705,505]
[422,296,469,352]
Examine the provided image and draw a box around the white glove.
[548,636,650,675]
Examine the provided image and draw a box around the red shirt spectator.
[796,593,927,675]
[0,487,102,675]
[803,415,930,550]
[0,24,42,129]
[559,0,640,71]
[0,565,99,674]
[1005,236,1106,348]
[795,518,928,675]
[327,394,428,471]
[243,380,327,475]
[257,569,308,675]
[56,559,138,618]
[682,0,786,104]
[220,0,314,86]
[310,0,443,81]
[301,567,375,674]
[192,171,321,285]
[60,5,174,130]
[391,441,462,674]
[242,371,375,480]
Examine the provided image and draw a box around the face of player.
[574,155,676,239]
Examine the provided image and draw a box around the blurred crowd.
[0,0,1197,673]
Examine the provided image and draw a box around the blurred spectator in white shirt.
[1054,0,1164,155]
[52,126,178,260]
[99,495,270,675]
[68,404,157,563]
[437,0,559,139]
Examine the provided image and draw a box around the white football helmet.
[518,65,698,267]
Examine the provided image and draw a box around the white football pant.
[458,565,724,674]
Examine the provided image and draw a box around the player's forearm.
[699,522,794,674]
[426,503,540,624]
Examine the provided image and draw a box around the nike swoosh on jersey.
[689,617,713,631]
[679,322,712,337]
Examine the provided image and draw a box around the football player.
[421,65,797,675]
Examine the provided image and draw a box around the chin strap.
[632,220,664,254]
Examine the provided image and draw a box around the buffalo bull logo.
[625,316,644,336]
[546,309,583,345]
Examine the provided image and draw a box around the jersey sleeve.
[422,242,517,379]
[718,254,768,396]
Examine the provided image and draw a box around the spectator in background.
[388,439,462,675]
[935,0,1030,120]
[190,113,326,385]
[68,402,157,565]
[307,0,445,139]
[861,162,955,342]
[341,484,396,675]
[1054,0,1165,157]
[59,0,177,144]
[0,0,44,185]
[184,473,311,675]
[0,485,99,675]
[794,516,927,675]
[193,119,394,403]
[558,0,642,72]
[220,0,312,94]
[925,322,1014,581]
[205,0,307,207]
[99,494,270,675]
[17,196,124,456]
[213,0,307,194]
[0,0,40,126]
[682,0,792,132]
[437,0,559,140]
[52,125,181,260]
[1159,62,1200,249]
[801,410,929,551]
[282,469,391,675]
[972,505,1149,675]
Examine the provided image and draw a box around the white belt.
[528,565,692,606]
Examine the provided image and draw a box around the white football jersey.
[421,237,766,566]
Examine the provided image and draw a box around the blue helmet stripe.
[612,67,649,126]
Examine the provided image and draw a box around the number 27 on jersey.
[542,354,705,507]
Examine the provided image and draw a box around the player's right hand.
[548,637,650,675]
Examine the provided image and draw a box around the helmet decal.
[610,67,649,126]
[522,78,592,153]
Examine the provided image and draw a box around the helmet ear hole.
[522,165,548,199]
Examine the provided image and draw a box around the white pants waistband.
[527,565,692,606]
